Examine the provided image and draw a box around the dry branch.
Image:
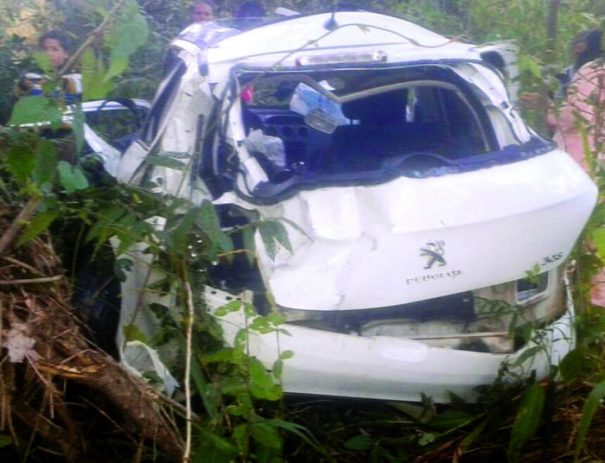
[0,221,183,460]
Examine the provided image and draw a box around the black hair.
[572,28,603,70]
[38,30,74,55]
[236,1,265,18]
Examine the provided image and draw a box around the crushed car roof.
[175,11,481,69]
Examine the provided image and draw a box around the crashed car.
[114,12,597,402]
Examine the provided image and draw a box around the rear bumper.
[206,284,574,403]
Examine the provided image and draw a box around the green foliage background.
[1,0,604,115]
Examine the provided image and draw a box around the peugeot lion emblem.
[420,241,446,269]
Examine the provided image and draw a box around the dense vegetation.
[1,1,605,462]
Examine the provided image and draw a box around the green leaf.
[272,359,283,379]
[249,358,282,401]
[113,257,133,283]
[197,201,233,255]
[201,348,234,364]
[104,0,149,82]
[524,263,541,284]
[193,440,235,463]
[510,345,543,368]
[280,216,312,240]
[344,435,376,451]
[265,312,285,326]
[196,432,238,461]
[559,347,589,382]
[250,422,282,449]
[33,139,58,186]
[81,49,112,100]
[574,380,605,462]
[86,205,128,243]
[17,210,59,246]
[592,227,605,260]
[232,424,249,456]
[122,324,148,343]
[33,51,53,75]
[429,410,474,432]
[508,383,545,460]
[57,161,89,193]
[418,432,436,446]
[9,96,62,128]
[457,418,487,455]
[141,370,163,387]
[214,300,245,317]
[225,404,248,417]
[189,356,220,420]
[106,56,129,83]
[258,219,292,260]
[168,209,198,254]
[279,350,294,360]
[6,139,36,184]
[518,53,543,80]
[250,316,280,334]
[0,434,12,449]
[268,220,292,253]
[388,401,431,421]
[262,418,325,454]
[256,443,282,463]
[259,226,276,259]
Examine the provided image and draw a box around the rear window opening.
[235,65,500,193]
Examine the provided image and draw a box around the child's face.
[41,38,70,69]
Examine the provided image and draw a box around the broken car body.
[115,12,597,402]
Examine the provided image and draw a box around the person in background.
[550,28,604,171]
[549,28,605,307]
[40,30,72,70]
[555,28,604,100]
[235,1,266,30]
[16,30,82,104]
[191,1,216,23]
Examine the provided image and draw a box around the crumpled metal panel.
[206,12,479,71]
[205,285,574,402]
[254,150,596,310]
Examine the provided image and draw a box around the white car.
[113,12,596,402]
[70,98,150,172]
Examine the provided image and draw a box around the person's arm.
[61,73,83,104]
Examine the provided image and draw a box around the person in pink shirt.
[550,28,605,306]
[551,29,605,172]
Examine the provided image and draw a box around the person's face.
[42,38,70,69]
[572,40,588,58]
[192,3,213,23]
